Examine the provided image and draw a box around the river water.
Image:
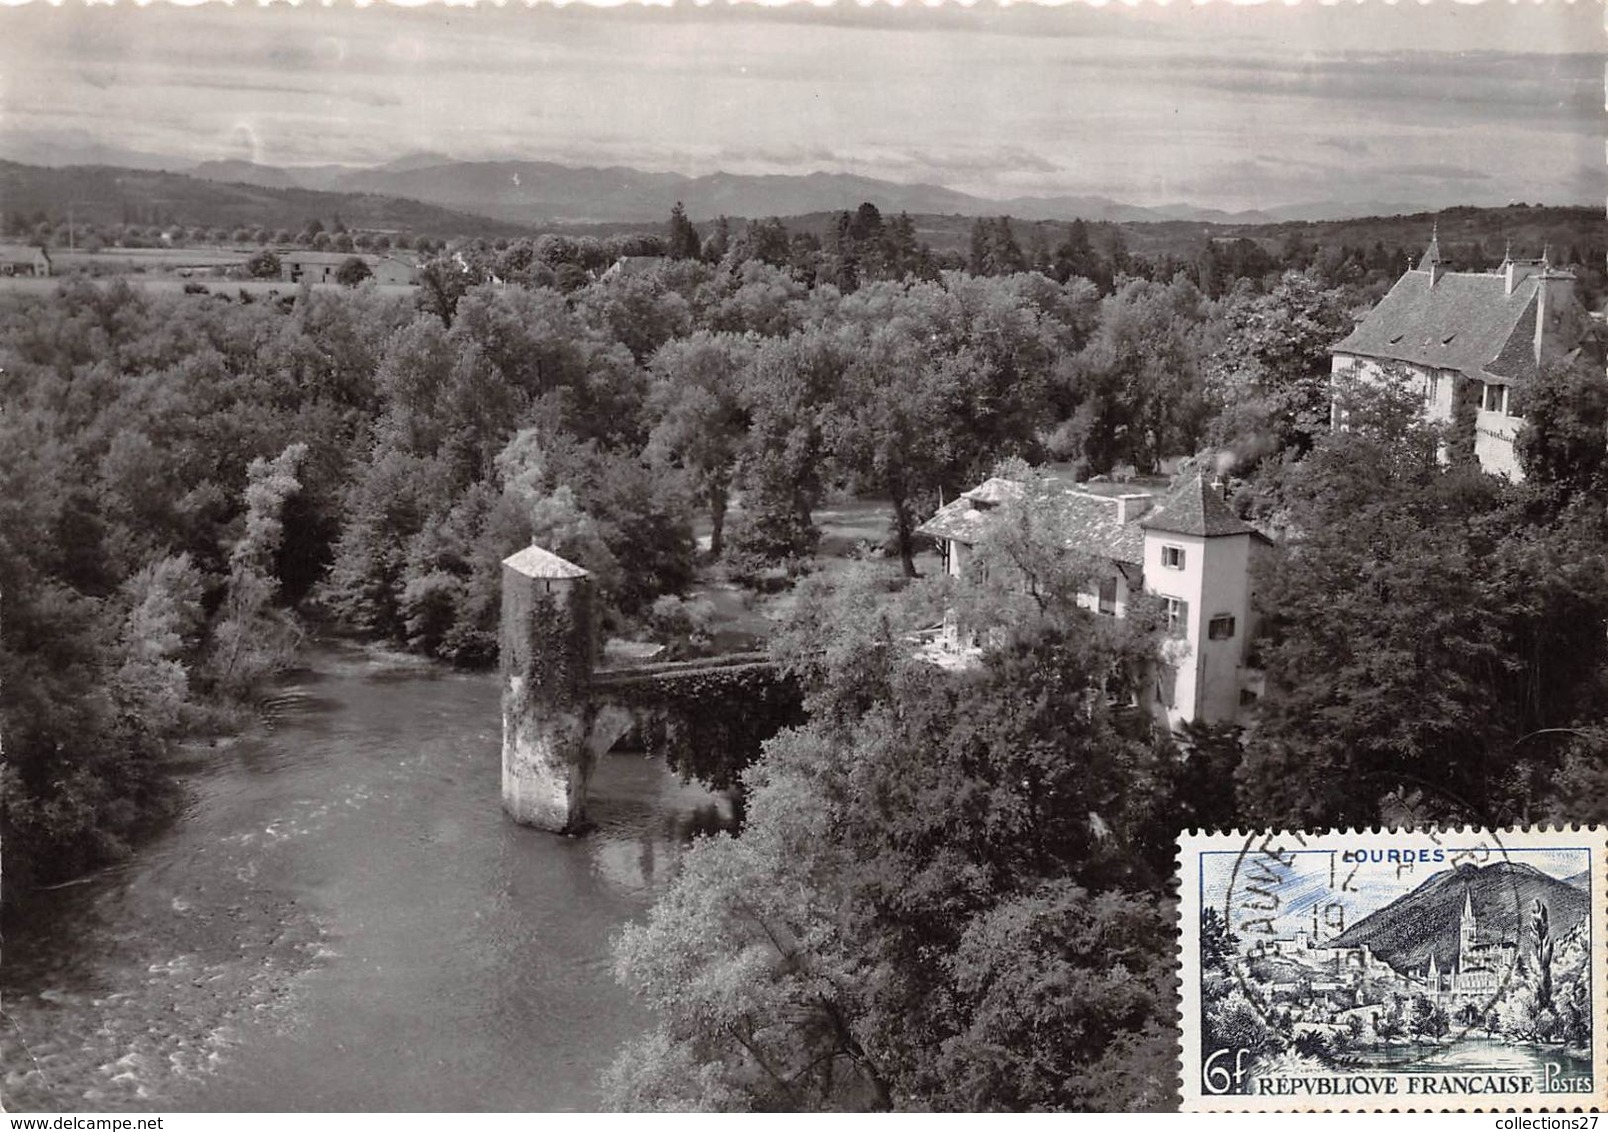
[1,643,731,1112]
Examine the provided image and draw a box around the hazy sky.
[0,1,1600,211]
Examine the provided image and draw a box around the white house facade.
[918,471,1269,729]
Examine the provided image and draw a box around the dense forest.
[4,203,1607,1109]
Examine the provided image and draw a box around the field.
[0,274,417,297]
[49,245,262,273]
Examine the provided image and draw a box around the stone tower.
[500,545,597,832]
[1458,889,1477,973]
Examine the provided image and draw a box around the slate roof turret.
[1138,472,1256,539]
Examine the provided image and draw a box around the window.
[1097,576,1118,616]
[1208,613,1236,640]
[1239,689,1260,707]
[1161,545,1185,570]
[1163,596,1189,636]
[1482,383,1508,415]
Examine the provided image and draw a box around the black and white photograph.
[0,0,1603,1116]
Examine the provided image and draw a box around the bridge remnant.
[501,544,802,834]
[500,545,598,832]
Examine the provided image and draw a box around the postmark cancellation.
[1179,827,1607,1111]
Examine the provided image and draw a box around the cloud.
[164,74,405,109]
[1,1,1598,213]
[1320,137,1371,157]
[1387,164,1494,183]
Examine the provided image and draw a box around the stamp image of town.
[1183,832,1603,1110]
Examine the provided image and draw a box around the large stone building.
[918,470,1270,728]
[1331,230,1596,479]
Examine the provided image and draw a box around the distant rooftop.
[919,476,1147,564]
[1334,260,1585,386]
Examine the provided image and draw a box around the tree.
[1237,375,1608,829]
[952,465,1113,635]
[829,311,954,576]
[335,256,373,287]
[611,573,1180,1111]
[1203,271,1350,468]
[729,328,846,569]
[1061,275,1216,474]
[1515,359,1608,496]
[646,333,753,559]
[968,216,1027,277]
[1531,899,1554,1011]
[246,249,282,279]
[701,215,731,263]
[209,442,308,696]
[667,201,701,261]
[1409,996,1449,1041]
[415,256,480,325]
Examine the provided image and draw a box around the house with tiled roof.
[918,470,1270,727]
[599,255,668,282]
[0,244,51,277]
[1331,229,1596,478]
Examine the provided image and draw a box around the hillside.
[0,161,534,240]
[1331,860,1589,975]
[183,155,1283,226]
[5,159,1600,294]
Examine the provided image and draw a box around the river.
[1,643,732,1112]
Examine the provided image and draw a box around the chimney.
[1115,492,1152,524]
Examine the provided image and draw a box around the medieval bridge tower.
[499,544,798,833]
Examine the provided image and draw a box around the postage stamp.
[1179,827,1606,1111]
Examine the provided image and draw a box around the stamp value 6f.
[1178,827,1607,1111]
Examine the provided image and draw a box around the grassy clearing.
[683,494,943,652]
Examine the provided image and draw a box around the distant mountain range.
[0,133,1442,227]
[184,157,1438,227]
[1331,860,1589,975]
[0,160,535,240]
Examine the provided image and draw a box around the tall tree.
[1515,358,1608,498]
[646,332,754,558]
[667,201,702,261]
[1203,270,1351,467]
